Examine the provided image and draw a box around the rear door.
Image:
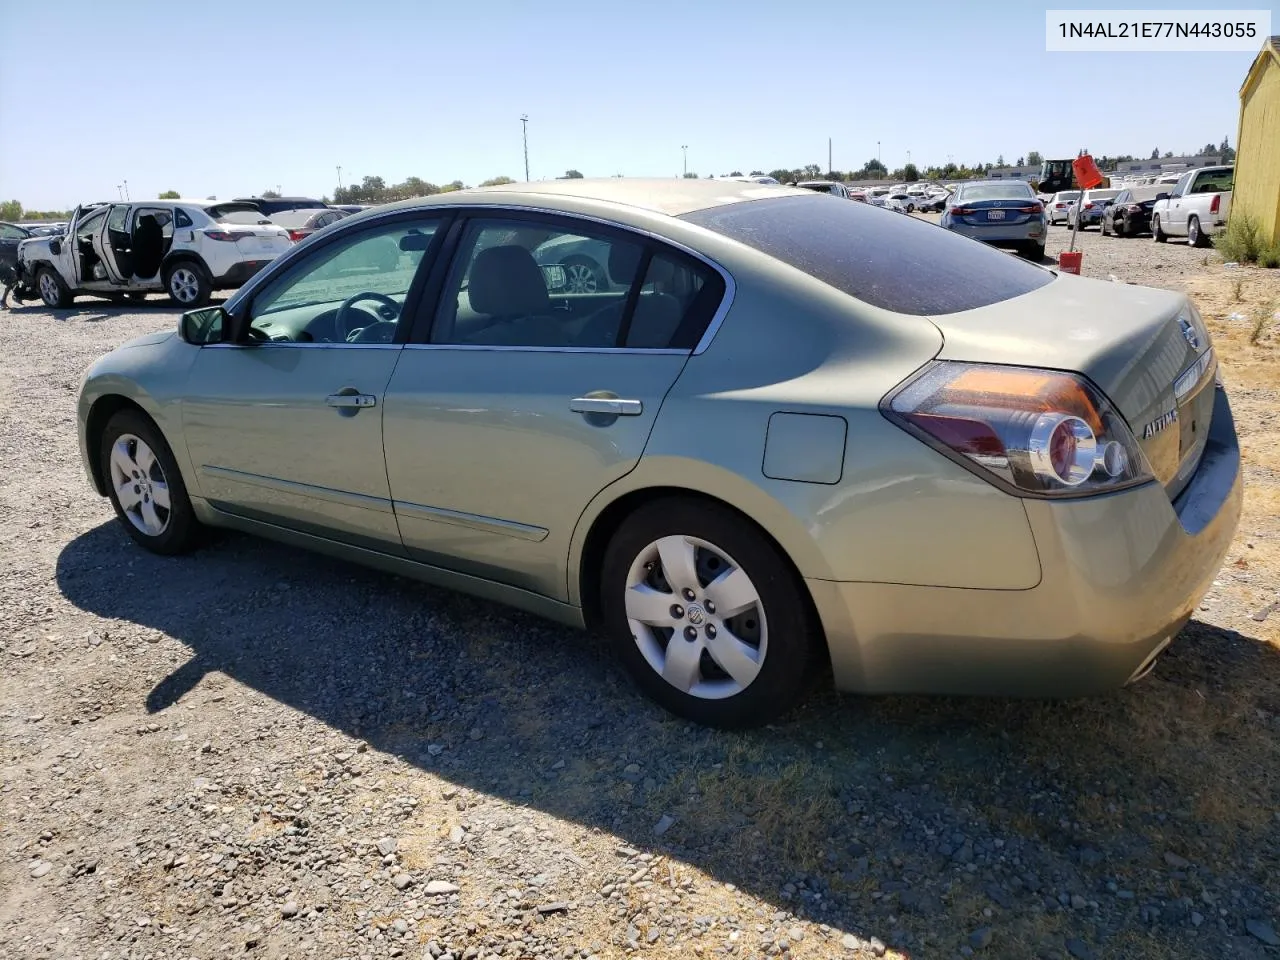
[95,204,133,282]
[0,223,28,276]
[382,211,727,600]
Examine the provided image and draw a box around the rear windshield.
[218,210,272,225]
[958,182,1034,201]
[680,195,1053,316]
[269,210,313,228]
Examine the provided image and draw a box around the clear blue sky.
[0,0,1269,209]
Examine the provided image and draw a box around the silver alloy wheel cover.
[1188,219,1199,245]
[624,535,767,700]
[108,433,171,536]
[170,267,200,303]
[38,272,59,305]
[564,262,598,294]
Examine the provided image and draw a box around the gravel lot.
[2,222,1279,960]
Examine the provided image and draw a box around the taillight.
[203,229,251,242]
[1016,204,1043,214]
[950,206,973,216]
[288,230,307,242]
[1128,204,1143,212]
[1084,202,1095,209]
[1209,195,1220,214]
[882,362,1152,497]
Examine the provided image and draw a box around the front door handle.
[570,397,643,416]
[326,393,377,408]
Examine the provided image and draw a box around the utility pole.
[877,141,881,165]
[681,145,688,177]
[521,115,530,181]
[336,165,343,191]
[117,184,123,200]
[123,180,130,201]
[828,138,832,176]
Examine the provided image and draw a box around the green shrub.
[1259,246,1280,269]
[1213,214,1265,264]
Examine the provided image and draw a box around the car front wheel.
[600,497,816,728]
[36,266,73,308]
[1152,215,1167,242]
[164,260,211,306]
[100,409,202,555]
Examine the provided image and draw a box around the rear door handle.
[326,393,377,408]
[570,397,643,416]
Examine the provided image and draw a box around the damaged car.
[13,200,292,308]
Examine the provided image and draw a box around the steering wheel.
[335,292,400,341]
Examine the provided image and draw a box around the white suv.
[14,199,293,308]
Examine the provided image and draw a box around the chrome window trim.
[224,201,736,356]
[402,343,687,356]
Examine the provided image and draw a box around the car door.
[180,213,448,552]
[1165,172,1192,234]
[94,204,133,282]
[382,212,728,600]
[0,223,29,275]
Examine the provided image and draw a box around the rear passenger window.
[174,208,193,228]
[624,253,718,349]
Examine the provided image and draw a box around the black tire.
[1114,215,1127,237]
[561,255,605,295]
[35,266,73,308]
[1153,215,1167,243]
[99,409,202,555]
[600,497,817,728]
[1188,216,1206,248]
[1022,242,1046,261]
[163,259,211,307]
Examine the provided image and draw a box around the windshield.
[681,195,1052,316]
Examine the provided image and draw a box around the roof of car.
[375,178,808,219]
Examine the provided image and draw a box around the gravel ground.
[2,227,1279,960]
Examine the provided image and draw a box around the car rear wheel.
[36,266,73,308]
[164,260,211,307]
[1152,215,1167,243]
[1187,216,1206,248]
[100,409,201,555]
[600,497,816,728]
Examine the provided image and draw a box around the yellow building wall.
[1235,57,1280,247]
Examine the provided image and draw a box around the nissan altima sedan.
[77,179,1242,728]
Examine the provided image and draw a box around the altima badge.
[1142,408,1179,440]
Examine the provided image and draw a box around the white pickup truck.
[1150,165,1233,247]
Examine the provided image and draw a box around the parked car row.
[1045,165,1234,247]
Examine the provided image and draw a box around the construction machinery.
[1033,158,1111,196]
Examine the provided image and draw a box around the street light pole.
[123,180,130,201]
[681,145,688,177]
[337,165,343,191]
[521,115,530,182]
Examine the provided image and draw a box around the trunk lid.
[950,198,1043,227]
[929,274,1216,499]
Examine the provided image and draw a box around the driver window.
[248,218,439,344]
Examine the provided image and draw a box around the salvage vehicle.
[1100,185,1164,237]
[0,221,34,283]
[14,200,292,308]
[76,179,1241,727]
[1150,165,1233,247]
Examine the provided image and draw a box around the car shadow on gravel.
[56,522,1280,958]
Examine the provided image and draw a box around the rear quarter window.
[681,195,1053,316]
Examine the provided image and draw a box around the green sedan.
[77,179,1242,728]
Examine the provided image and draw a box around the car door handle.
[569,397,643,416]
[326,393,377,408]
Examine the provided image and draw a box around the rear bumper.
[214,259,272,288]
[946,221,1045,245]
[813,385,1242,697]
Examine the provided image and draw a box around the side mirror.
[48,238,62,255]
[1155,192,1169,202]
[179,305,228,345]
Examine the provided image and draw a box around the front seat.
[463,245,562,345]
[575,245,683,348]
